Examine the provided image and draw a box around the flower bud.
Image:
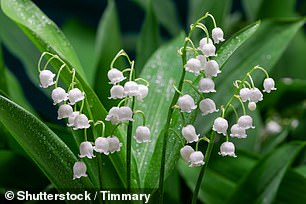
[177,94,197,113]
[263,78,276,93]
[57,104,73,120]
[249,88,263,103]
[73,161,87,179]
[108,136,122,153]
[118,106,133,122]
[212,117,228,135]
[94,137,109,155]
[51,87,68,105]
[218,141,237,157]
[199,98,218,116]
[204,60,221,78]
[182,124,199,143]
[238,115,254,130]
[108,68,126,84]
[124,81,139,97]
[189,151,205,167]
[212,27,225,44]
[79,141,95,159]
[39,70,55,88]
[109,85,125,99]
[180,145,194,163]
[185,58,202,76]
[67,111,79,127]
[73,114,90,130]
[198,78,216,93]
[135,126,151,143]
[68,88,85,105]
[239,88,250,102]
[248,102,256,111]
[106,107,121,124]
[200,43,216,57]
[230,124,247,138]
[136,84,149,102]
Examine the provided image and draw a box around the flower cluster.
[177,14,223,167]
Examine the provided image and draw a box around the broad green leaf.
[0,96,94,190]
[227,142,306,204]
[93,0,123,110]
[257,0,296,19]
[1,0,86,80]
[136,21,260,189]
[152,0,181,36]
[0,150,49,190]
[274,169,306,204]
[195,18,306,135]
[1,0,140,189]
[136,0,160,72]
[0,43,8,93]
[62,20,96,86]
[242,0,264,20]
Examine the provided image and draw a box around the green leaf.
[195,18,306,135]
[1,0,140,189]
[136,0,160,72]
[0,43,8,93]
[137,21,260,189]
[93,0,123,110]
[1,0,86,80]
[0,96,94,190]
[257,0,296,19]
[242,0,264,20]
[227,142,306,204]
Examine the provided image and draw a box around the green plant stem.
[127,96,135,192]
[158,14,209,203]
[191,67,257,203]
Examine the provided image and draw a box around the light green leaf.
[227,142,306,204]
[0,96,94,190]
[93,0,124,110]
[242,0,264,20]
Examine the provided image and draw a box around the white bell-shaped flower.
[212,27,225,44]
[107,136,122,153]
[180,145,195,163]
[136,84,149,102]
[218,141,237,157]
[200,43,216,57]
[57,104,73,120]
[73,114,90,130]
[204,60,221,78]
[73,161,87,179]
[51,87,68,105]
[182,124,199,143]
[67,111,79,127]
[263,78,276,93]
[238,115,255,129]
[185,58,202,76]
[109,85,125,99]
[177,94,197,113]
[106,107,121,124]
[198,78,216,93]
[79,141,95,159]
[39,70,56,88]
[248,102,256,111]
[124,81,139,97]
[108,68,126,84]
[212,117,228,135]
[197,55,207,70]
[94,137,109,155]
[118,106,133,122]
[68,88,85,105]
[248,88,263,103]
[239,88,250,102]
[189,151,205,167]
[230,124,247,138]
[265,120,282,134]
[199,37,213,48]
[135,126,151,143]
[199,98,218,116]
